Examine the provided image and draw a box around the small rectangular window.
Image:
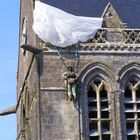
[127,122,134,132]
[90,136,99,140]
[102,121,110,132]
[89,111,97,118]
[125,113,134,118]
[127,135,136,140]
[102,134,110,140]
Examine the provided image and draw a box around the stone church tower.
[1,0,140,140]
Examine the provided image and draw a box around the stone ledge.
[40,87,67,91]
[0,105,16,116]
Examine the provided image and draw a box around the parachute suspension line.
[74,42,81,140]
[73,41,80,73]
[75,41,79,57]
[53,42,80,72]
[53,45,68,70]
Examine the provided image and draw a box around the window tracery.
[87,79,111,140]
[124,79,140,140]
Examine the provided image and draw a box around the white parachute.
[33,1,103,47]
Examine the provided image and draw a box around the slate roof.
[42,0,140,28]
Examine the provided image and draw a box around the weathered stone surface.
[0,105,16,116]
[40,91,79,140]
[16,1,140,140]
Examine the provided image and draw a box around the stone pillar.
[114,90,125,140]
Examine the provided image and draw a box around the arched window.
[87,79,111,140]
[79,63,116,140]
[123,78,140,140]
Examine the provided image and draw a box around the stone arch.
[78,62,116,92]
[117,63,140,140]
[117,62,140,90]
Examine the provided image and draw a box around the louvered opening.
[88,80,111,140]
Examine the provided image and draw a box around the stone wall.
[39,50,140,140]
[17,1,140,140]
[40,90,79,140]
[17,0,38,139]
